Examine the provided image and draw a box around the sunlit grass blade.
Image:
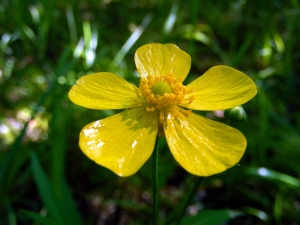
[86,29,98,67]
[246,167,300,188]
[241,207,269,222]
[66,5,78,44]
[29,4,40,24]
[73,37,85,58]
[83,20,92,48]
[20,23,36,41]
[0,33,12,53]
[272,30,285,53]
[257,66,277,79]
[175,23,229,63]
[2,58,15,81]
[175,24,212,46]
[82,20,97,67]
[162,4,178,41]
[109,13,153,70]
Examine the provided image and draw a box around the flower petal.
[134,43,191,80]
[164,107,246,176]
[79,108,158,176]
[183,65,257,110]
[68,72,138,110]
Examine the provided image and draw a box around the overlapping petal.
[79,107,158,176]
[164,107,246,176]
[68,72,138,110]
[134,43,191,80]
[182,66,257,110]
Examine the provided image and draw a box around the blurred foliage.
[0,0,300,224]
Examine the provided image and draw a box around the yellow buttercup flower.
[68,43,257,177]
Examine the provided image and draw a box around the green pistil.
[152,81,172,96]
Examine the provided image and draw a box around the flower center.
[137,74,194,112]
[132,73,195,136]
[152,81,172,96]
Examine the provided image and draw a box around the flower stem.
[152,137,159,225]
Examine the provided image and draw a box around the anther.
[142,88,151,96]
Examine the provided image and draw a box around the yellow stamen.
[133,74,195,132]
[138,74,194,110]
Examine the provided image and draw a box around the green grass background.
[0,0,300,224]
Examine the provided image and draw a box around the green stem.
[175,176,202,225]
[152,138,159,225]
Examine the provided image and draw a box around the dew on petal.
[132,140,137,148]
[87,140,95,146]
[117,157,125,168]
[97,141,104,148]
[93,120,101,127]
[83,128,97,137]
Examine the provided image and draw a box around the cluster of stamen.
[137,74,194,112]
[132,73,195,134]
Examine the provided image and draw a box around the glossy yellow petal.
[164,107,246,176]
[79,108,158,176]
[183,65,257,110]
[134,43,191,80]
[68,72,138,110]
